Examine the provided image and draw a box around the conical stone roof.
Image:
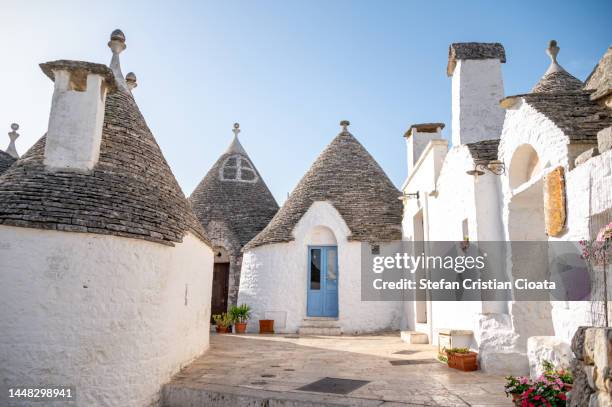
[245,125,402,250]
[502,41,612,143]
[0,84,209,246]
[531,40,584,94]
[0,150,16,175]
[190,127,279,249]
[531,70,584,93]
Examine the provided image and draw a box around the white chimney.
[448,43,506,146]
[404,123,445,173]
[40,60,116,171]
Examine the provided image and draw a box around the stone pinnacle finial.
[547,40,559,64]
[108,29,128,90]
[340,120,350,133]
[126,72,137,90]
[544,40,563,74]
[232,122,241,138]
[7,123,20,158]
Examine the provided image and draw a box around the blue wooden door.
[307,246,338,317]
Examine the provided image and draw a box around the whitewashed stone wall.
[238,201,402,334]
[44,71,107,172]
[402,140,505,345]
[0,226,213,407]
[451,59,505,146]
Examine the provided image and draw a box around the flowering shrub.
[504,362,572,406]
[504,375,531,396]
[580,221,612,266]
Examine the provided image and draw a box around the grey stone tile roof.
[0,88,209,246]
[189,137,279,249]
[585,46,612,102]
[244,130,403,250]
[521,92,612,142]
[465,139,500,163]
[447,43,506,76]
[501,45,612,144]
[0,150,16,175]
[531,70,584,93]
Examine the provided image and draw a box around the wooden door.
[307,246,338,317]
[211,263,230,322]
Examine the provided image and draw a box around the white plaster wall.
[401,143,506,344]
[44,71,107,171]
[496,102,570,357]
[549,149,612,343]
[451,59,505,146]
[238,201,402,334]
[499,99,570,219]
[0,226,213,407]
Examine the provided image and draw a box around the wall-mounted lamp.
[398,191,420,200]
[466,160,505,177]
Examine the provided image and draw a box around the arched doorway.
[506,144,554,344]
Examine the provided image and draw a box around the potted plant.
[259,319,274,334]
[518,375,570,406]
[212,312,232,334]
[446,347,478,371]
[503,362,572,406]
[229,304,251,334]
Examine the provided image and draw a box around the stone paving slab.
[163,333,512,407]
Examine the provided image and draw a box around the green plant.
[437,354,448,363]
[447,347,471,354]
[229,304,252,324]
[212,312,232,328]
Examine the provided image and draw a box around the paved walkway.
[163,332,512,406]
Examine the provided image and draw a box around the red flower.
[558,393,567,400]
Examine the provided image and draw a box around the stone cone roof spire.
[0,124,19,175]
[108,29,129,91]
[0,30,209,246]
[531,40,584,93]
[245,121,402,250]
[6,123,20,158]
[190,123,279,248]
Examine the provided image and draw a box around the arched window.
[220,154,258,183]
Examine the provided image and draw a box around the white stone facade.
[44,70,108,172]
[238,201,402,334]
[0,226,213,406]
[451,59,505,146]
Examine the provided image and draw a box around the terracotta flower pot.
[447,352,478,371]
[216,326,229,334]
[234,322,247,334]
[259,319,274,334]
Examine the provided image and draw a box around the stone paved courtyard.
[163,332,512,406]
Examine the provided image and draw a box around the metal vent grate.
[297,377,369,394]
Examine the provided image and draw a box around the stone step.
[298,326,342,336]
[400,330,429,344]
[300,318,340,328]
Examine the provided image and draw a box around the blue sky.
[1,1,610,204]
